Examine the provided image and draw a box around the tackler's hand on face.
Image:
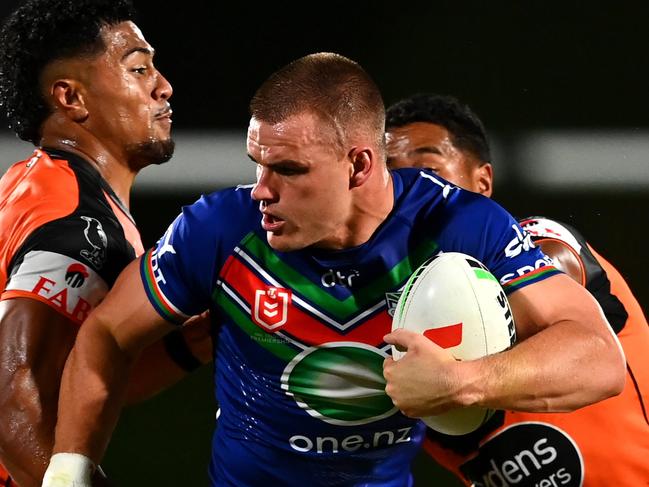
[383,328,461,418]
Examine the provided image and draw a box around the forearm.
[125,313,212,403]
[0,299,78,487]
[53,323,133,464]
[457,318,625,412]
[0,382,55,487]
[125,331,196,403]
[45,257,182,482]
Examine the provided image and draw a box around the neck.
[342,164,394,248]
[40,132,137,209]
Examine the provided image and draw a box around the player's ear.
[348,146,373,188]
[475,162,493,197]
[50,79,89,122]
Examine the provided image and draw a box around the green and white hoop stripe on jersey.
[281,342,398,426]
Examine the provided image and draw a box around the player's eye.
[274,166,306,176]
[132,66,147,75]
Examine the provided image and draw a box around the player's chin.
[125,138,175,168]
[156,137,175,162]
[266,231,305,252]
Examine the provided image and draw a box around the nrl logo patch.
[253,287,292,331]
[385,291,402,317]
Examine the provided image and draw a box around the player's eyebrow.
[412,146,442,156]
[247,154,304,167]
[122,46,154,60]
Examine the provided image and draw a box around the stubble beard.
[125,137,176,169]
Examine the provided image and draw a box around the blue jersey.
[140,168,560,486]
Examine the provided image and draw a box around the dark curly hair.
[386,93,491,164]
[0,0,136,144]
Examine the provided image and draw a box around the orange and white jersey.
[0,148,144,484]
[0,466,15,487]
[0,148,143,322]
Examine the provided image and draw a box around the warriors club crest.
[253,287,292,331]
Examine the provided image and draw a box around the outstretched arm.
[383,273,625,418]
[47,256,177,480]
[0,286,210,487]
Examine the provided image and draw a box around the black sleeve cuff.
[163,329,203,372]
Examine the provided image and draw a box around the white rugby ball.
[391,252,516,435]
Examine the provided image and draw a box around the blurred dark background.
[1,1,648,485]
[2,1,649,131]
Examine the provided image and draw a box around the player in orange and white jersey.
[385,92,649,486]
[0,1,210,485]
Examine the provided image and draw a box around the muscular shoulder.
[0,151,139,322]
[392,168,502,225]
[176,184,260,245]
[144,185,260,318]
[0,151,80,250]
[0,151,81,287]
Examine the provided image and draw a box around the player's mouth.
[261,212,285,232]
[154,105,173,123]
